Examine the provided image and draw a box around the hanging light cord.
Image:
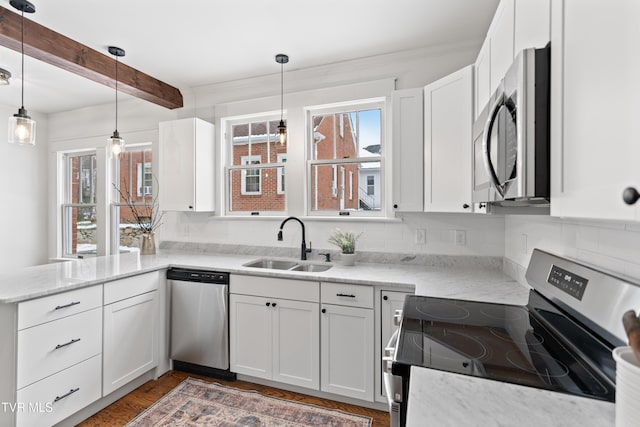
[20,7,25,109]
[280,60,284,121]
[115,55,119,132]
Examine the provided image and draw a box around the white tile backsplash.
[505,216,640,283]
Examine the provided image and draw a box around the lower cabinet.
[102,271,161,396]
[320,282,374,402]
[320,304,374,401]
[229,275,320,390]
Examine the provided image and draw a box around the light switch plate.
[454,230,466,246]
[415,229,426,245]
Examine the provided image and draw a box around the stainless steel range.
[384,249,640,427]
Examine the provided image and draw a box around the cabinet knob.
[463,203,470,209]
[266,302,271,307]
[479,203,486,209]
[623,187,640,205]
[383,295,388,301]
[321,308,326,314]
[188,205,193,210]
[393,204,398,209]
[272,302,277,308]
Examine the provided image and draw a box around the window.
[112,145,154,253]
[62,152,97,257]
[226,116,287,214]
[308,99,384,215]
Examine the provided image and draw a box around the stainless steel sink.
[243,258,332,273]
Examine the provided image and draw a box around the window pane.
[358,109,382,158]
[229,167,285,212]
[64,205,97,256]
[115,148,153,203]
[310,162,381,212]
[69,154,97,204]
[313,110,381,161]
[115,204,152,253]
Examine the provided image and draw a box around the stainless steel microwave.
[472,45,550,211]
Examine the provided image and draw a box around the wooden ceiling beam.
[0,5,183,109]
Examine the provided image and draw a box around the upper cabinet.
[391,88,424,212]
[424,65,474,213]
[475,0,550,116]
[158,118,215,212]
[550,0,640,221]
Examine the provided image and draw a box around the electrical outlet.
[454,230,466,246]
[415,229,426,245]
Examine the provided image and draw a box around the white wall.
[504,216,640,283]
[45,42,507,260]
[0,105,49,268]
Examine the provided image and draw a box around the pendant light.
[275,53,289,145]
[0,68,11,85]
[108,46,126,157]
[8,0,36,146]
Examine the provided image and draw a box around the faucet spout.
[278,216,310,260]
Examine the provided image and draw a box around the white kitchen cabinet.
[320,282,374,402]
[229,275,320,389]
[489,0,515,96]
[474,37,491,120]
[103,272,160,396]
[391,88,424,212]
[380,290,411,399]
[476,0,550,112]
[158,117,215,212]
[550,0,640,221]
[424,65,473,213]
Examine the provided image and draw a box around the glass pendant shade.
[8,107,36,145]
[109,130,125,157]
[0,67,10,85]
[277,119,287,145]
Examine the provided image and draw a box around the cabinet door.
[424,65,473,213]
[514,0,550,54]
[380,291,410,398]
[321,304,374,401]
[272,299,319,389]
[229,294,272,379]
[550,0,640,221]
[474,37,491,119]
[103,291,158,396]
[159,119,195,211]
[489,0,515,95]
[391,88,424,212]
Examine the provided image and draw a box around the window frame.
[305,98,386,217]
[240,155,262,195]
[223,112,288,216]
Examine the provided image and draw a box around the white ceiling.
[0,0,499,114]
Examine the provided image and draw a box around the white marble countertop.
[0,249,529,304]
[407,366,615,427]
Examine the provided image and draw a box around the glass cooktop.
[393,293,616,402]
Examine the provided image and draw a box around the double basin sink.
[243,258,333,273]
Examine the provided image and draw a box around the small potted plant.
[328,228,362,266]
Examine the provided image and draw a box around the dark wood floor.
[78,370,390,426]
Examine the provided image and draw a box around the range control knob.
[623,187,640,205]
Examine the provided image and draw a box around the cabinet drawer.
[321,282,373,308]
[16,355,102,427]
[17,307,102,389]
[104,270,161,305]
[231,275,319,302]
[18,285,102,330]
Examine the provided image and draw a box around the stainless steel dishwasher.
[168,268,235,379]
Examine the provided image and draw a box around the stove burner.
[480,306,527,322]
[490,328,544,345]
[412,331,488,360]
[506,350,570,379]
[416,301,470,320]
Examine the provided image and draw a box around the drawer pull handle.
[53,388,79,403]
[336,293,356,298]
[54,301,80,310]
[55,338,81,350]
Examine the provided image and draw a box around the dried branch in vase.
[112,175,164,235]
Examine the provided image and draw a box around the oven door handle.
[383,328,400,373]
[482,92,516,198]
